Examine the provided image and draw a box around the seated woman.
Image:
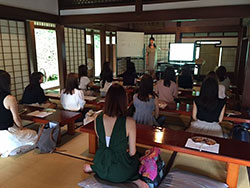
[61,73,85,112]
[83,84,148,188]
[133,74,166,126]
[0,70,37,157]
[20,72,54,108]
[216,66,231,91]
[100,62,113,96]
[155,67,178,104]
[186,77,226,138]
[78,64,93,91]
[178,64,193,89]
[207,71,226,99]
[119,61,137,86]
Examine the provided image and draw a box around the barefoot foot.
[83,164,93,173]
[133,179,149,188]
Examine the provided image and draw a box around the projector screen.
[117,31,144,57]
[169,43,195,62]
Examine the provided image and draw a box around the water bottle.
[176,102,180,110]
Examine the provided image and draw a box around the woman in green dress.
[83,84,148,188]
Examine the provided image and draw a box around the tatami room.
[0,0,250,188]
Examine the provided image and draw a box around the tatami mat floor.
[0,121,249,188]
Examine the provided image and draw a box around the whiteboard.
[117,31,144,57]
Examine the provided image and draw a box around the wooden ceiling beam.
[60,5,250,24]
[59,0,135,10]
[142,25,241,34]
[0,5,59,23]
[142,0,198,4]
[136,0,143,15]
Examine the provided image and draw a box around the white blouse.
[79,76,90,90]
[60,89,85,111]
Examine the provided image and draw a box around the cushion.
[78,174,138,188]
[158,168,228,188]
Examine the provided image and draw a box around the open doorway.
[34,28,59,89]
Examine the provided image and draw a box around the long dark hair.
[126,61,136,74]
[104,83,127,117]
[30,72,43,86]
[206,71,218,80]
[138,74,156,101]
[163,67,176,87]
[148,36,156,48]
[64,73,79,95]
[216,66,227,82]
[197,77,219,110]
[0,70,11,94]
[181,64,191,76]
[100,62,113,88]
[78,64,88,78]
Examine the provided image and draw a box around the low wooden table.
[19,104,82,140]
[80,122,250,188]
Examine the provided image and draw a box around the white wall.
[0,0,58,15]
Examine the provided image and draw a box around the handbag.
[231,123,250,143]
[139,147,167,188]
[36,122,60,153]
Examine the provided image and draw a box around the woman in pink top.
[155,67,178,104]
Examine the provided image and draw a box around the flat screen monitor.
[169,43,195,63]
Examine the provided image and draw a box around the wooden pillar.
[226,163,240,188]
[136,0,143,15]
[25,21,37,73]
[175,22,181,42]
[235,25,247,87]
[236,27,247,94]
[100,30,106,67]
[242,36,250,108]
[56,24,67,89]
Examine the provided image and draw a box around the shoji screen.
[0,19,29,100]
[64,27,86,74]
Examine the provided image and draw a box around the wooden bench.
[80,122,250,188]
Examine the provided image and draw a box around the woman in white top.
[61,73,85,112]
[78,64,92,90]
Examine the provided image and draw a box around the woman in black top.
[21,72,54,107]
[119,61,138,86]
[178,64,193,89]
[186,77,226,138]
[0,70,37,157]
[0,70,16,130]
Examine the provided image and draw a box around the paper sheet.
[46,93,60,98]
[27,110,53,118]
[185,138,219,154]
[83,110,103,125]
[84,96,97,101]
[98,99,105,103]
